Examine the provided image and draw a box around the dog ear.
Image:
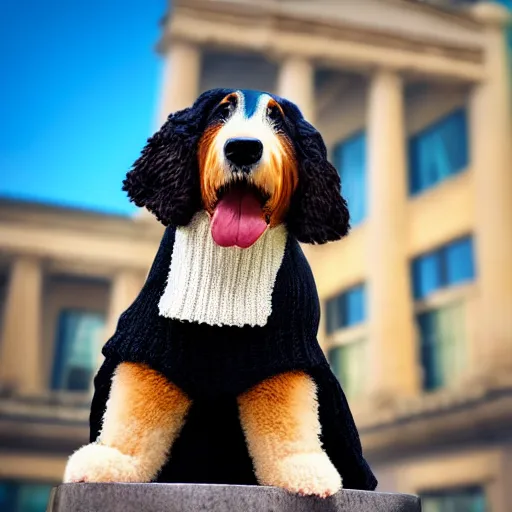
[280,100,350,244]
[123,88,232,226]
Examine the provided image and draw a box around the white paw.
[261,452,342,498]
[63,443,148,483]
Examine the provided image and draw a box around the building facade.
[158,0,512,510]
[0,0,511,510]
[0,200,163,510]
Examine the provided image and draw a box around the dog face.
[124,88,350,247]
[198,90,298,248]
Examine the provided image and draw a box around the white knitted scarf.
[158,212,287,327]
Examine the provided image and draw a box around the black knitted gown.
[90,226,377,491]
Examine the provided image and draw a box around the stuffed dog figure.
[64,89,377,497]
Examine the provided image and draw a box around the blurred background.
[0,0,511,510]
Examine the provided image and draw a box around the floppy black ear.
[123,88,233,226]
[280,99,350,244]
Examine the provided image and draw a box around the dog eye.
[267,104,282,123]
[215,98,237,122]
[218,103,231,118]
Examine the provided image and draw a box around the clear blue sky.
[0,0,167,215]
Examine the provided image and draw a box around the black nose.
[224,138,263,168]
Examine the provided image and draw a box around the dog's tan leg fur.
[64,362,192,483]
[238,371,342,497]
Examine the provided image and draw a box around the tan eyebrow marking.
[219,93,238,105]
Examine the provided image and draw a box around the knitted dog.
[64,89,377,497]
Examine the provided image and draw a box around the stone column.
[277,56,315,123]
[0,256,43,394]
[469,3,512,379]
[104,270,144,345]
[95,269,144,375]
[365,69,420,403]
[158,40,202,126]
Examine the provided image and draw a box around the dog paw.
[261,452,342,498]
[63,443,147,483]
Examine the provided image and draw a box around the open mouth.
[211,180,269,249]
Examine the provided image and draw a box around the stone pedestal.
[47,483,421,512]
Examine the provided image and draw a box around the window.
[333,132,367,226]
[418,301,466,390]
[412,236,475,300]
[0,481,53,512]
[328,340,366,399]
[51,310,105,392]
[409,108,469,195]
[412,236,474,390]
[325,285,367,399]
[325,284,366,334]
[421,486,486,512]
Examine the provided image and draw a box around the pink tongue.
[211,188,267,248]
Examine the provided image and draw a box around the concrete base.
[47,483,421,512]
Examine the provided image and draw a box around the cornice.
[170,0,483,29]
[161,0,483,68]
[391,0,483,28]
[0,198,164,243]
[359,383,512,459]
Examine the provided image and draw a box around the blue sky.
[0,0,167,215]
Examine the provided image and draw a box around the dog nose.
[224,138,263,168]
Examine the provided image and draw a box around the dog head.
[124,88,350,247]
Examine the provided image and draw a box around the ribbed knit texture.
[93,225,377,491]
[159,212,287,327]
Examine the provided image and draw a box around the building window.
[409,108,469,195]
[0,480,53,512]
[412,236,475,391]
[325,284,366,334]
[412,236,475,300]
[328,339,366,399]
[418,301,466,391]
[333,132,367,226]
[421,486,486,512]
[51,309,105,392]
[325,284,367,399]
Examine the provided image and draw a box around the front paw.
[64,443,147,483]
[260,452,342,498]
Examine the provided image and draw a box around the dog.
[64,89,377,497]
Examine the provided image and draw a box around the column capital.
[157,34,202,55]
[368,67,404,94]
[267,50,312,65]
[370,65,404,78]
[10,253,42,266]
